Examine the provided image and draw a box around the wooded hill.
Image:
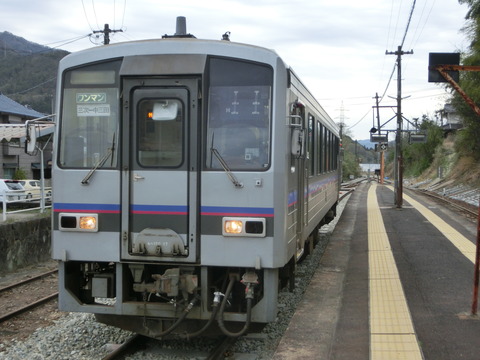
[0,32,68,114]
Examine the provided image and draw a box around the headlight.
[222,217,266,237]
[59,213,98,232]
[224,219,243,234]
[79,216,97,230]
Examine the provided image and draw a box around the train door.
[121,78,200,263]
[290,101,307,260]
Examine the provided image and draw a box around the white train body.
[52,23,340,337]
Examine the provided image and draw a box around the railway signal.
[374,143,388,152]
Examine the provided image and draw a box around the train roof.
[59,37,285,70]
[59,36,339,136]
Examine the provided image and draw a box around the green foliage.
[342,150,361,181]
[341,136,363,181]
[448,3,480,160]
[402,116,444,176]
[13,168,27,180]
[0,34,68,114]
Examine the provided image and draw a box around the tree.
[341,136,362,181]
[402,116,443,176]
[13,169,27,180]
[451,0,480,159]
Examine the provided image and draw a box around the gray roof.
[0,93,45,118]
[0,123,54,142]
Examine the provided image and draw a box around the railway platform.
[274,181,480,360]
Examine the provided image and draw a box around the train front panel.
[52,41,295,336]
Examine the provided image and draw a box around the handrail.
[1,188,52,221]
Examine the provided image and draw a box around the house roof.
[0,123,54,142]
[0,93,45,118]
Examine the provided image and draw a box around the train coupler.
[241,271,259,299]
[132,267,198,298]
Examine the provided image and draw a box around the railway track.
[101,334,146,360]
[0,269,59,323]
[101,334,238,360]
[409,188,478,219]
[340,177,367,200]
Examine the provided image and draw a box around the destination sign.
[76,93,107,104]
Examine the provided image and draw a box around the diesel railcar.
[51,18,341,338]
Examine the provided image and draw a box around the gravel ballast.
[0,197,349,360]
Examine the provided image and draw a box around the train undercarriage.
[60,210,335,339]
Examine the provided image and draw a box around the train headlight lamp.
[59,213,98,232]
[222,217,266,237]
[224,219,243,234]
[80,216,97,231]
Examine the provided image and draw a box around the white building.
[0,93,53,179]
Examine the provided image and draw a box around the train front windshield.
[206,58,273,171]
[59,61,121,169]
[58,57,273,172]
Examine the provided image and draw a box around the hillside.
[403,133,479,209]
[0,32,69,114]
[413,133,480,188]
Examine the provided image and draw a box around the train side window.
[323,126,328,173]
[333,135,339,170]
[308,115,315,176]
[330,132,335,171]
[325,129,330,172]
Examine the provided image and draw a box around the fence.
[1,188,52,221]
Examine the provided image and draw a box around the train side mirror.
[291,128,304,157]
[25,123,37,155]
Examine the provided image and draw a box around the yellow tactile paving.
[368,184,423,360]
[369,253,399,279]
[371,334,423,360]
[387,186,476,264]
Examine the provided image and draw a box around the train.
[49,17,341,338]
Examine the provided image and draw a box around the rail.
[1,187,52,221]
[0,269,58,323]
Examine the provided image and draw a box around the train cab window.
[137,99,183,167]
[206,57,273,171]
[59,60,121,169]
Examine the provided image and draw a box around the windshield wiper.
[81,133,116,185]
[210,147,243,188]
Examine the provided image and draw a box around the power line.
[6,77,56,96]
[379,0,417,103]
[81,0,94,32]
[0,34,91,56]
[408,0,436,50]
[120,0,127,30]
[113,0,117,29]
[379,63,397,103]
[347,109,371,129]
[392,0,404,48]
[92,0,101,30]
[400,0,417,47]
[43,34,92,50]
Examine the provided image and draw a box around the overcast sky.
[2,0,469,140]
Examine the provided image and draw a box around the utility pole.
[386,45,413,208]
[373,93,384,184]
[93,24,123,45]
